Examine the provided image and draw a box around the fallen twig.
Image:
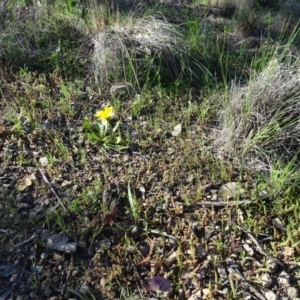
[198,200,252,207]
[227,264,266,300]
[238,226,284,267]
[39,168,66,211]
[13,233,36,248]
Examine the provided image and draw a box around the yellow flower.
[94,106,114,122]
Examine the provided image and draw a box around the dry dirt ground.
[1,1,300,300]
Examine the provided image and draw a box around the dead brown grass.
[215,54,300,169]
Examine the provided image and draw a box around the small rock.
[30,291,36,298]
[217,266,227,282]
[272,217,287,232]
[264,291,279,300]
[34,265,44,274]
[53,252,64,262]
[260,273,272,288]
[278,271,290,287]
[287,286,298,298]
[211,193,218,201]
[9,273,18,283]
[221,182,244,199]
[221,288,229,295]
[164,251,177,267]
[39,156,48,166]
[242,241,254,256]
[40,252,48,260]
[46,233,77,253]
[196,243,207,257]
[202,288,211,297]
[165,238,177,248]
[126,245,137,254]
[131,225,139,236]
[61,180,72,187]
[78,285,90,296]
[137,242,149,256]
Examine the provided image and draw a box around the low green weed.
[84,106,130,152]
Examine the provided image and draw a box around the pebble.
[202,288,211,297]
[9,273,18,283]
[34,265,44,274]
[260,273,272,288]
[78,285,90,296]
[287,286,298,298]
[164,251,177,267]
[242,241,254,256]
[137,243,149,256]
[53,252,64,262]
[126,245,137,254]
[40,252,48,260]
[264,291,279,300]
[217,266,227,282]
[278,271,290,287]
[46,233,77,253]
[196,243,207,257]
[165,238,177,248]
[267,258,278,272]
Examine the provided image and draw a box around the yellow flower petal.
[94,106,114,121]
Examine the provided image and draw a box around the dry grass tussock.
[91,15,189,87]
[215,53,300,170]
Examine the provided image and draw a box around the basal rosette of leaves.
[83,106,129,151]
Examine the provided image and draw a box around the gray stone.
[78,285,90,296]
[46,233,77,253]
[278,271,290,287]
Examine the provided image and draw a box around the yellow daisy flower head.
[94,106,114,121]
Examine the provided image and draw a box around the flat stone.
[46,233,77,253]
